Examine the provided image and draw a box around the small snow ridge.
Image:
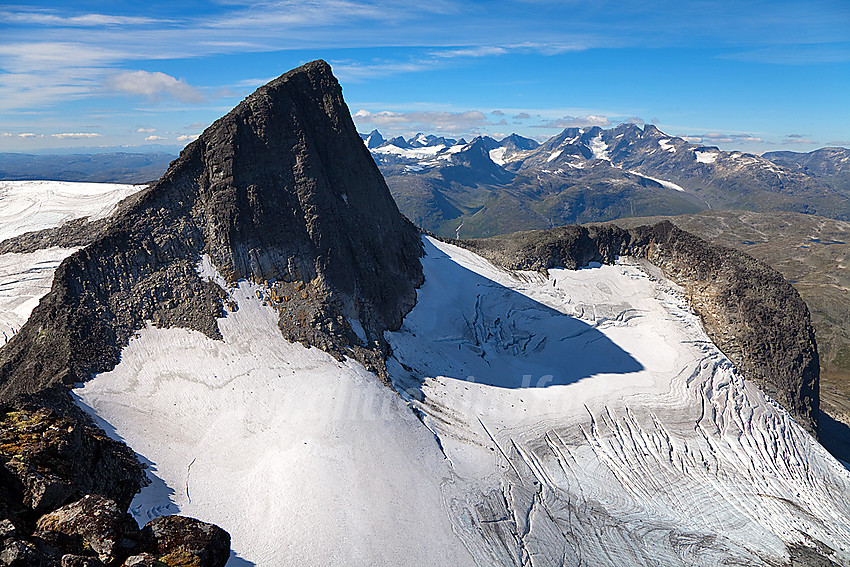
[373,144,445,159]
[628,170,686,192]
[694,150,718,164]
[658,139,676,153]
[547,149,563,162]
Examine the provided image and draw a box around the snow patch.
[0,180,143,243]
[488,147,507,165]
[0,247,79,344]
[695,150,719,164]
[373,144,445,159]
[74,256,475,567]
[628,170,687,192]
[658,139,676,153]
[547,149,563,162]
[589,134,610,160]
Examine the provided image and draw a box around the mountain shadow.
[390,238,644,395]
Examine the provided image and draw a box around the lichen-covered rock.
[35,495,138,564]
[121,553,163,567]
[0,392,146,523]
[141,516,229,567]
[0,539,42,566]
[60,555,103,567]
[0,519,16,539]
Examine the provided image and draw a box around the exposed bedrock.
[0,59,423,398]
[458,220,820,436]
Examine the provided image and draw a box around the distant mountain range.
[362,126,850,238]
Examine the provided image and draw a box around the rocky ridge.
[455,220,820,435]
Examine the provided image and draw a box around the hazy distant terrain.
[0,152,175,184]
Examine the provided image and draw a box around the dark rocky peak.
[457,137,468,145]
[445,137,514,184]
[478,136,501,151]
[641,124,666,138]
[384,135,411,148]
[0,59,424,396]
[409,132,442,147]
[425,135,457,147]
[363,129,385,148]
[499,133,539,151]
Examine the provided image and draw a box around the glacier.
[72,235,850,566]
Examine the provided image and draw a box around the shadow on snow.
[390,238,644,395]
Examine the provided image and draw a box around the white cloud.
[681,132,764,144]
[145,135,165,141]
[50,132,100,139]
[431,46,507,58]
[17,133,43,138]
[0,11,160,27]
[177,134,199,141]
[106,70,206,104]
[532,115,611,129]
[137,127,156,133]
[353,109,488,134]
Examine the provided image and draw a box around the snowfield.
[72,237,850,566]
[0,180,145,345]
[0,247,79,344]
[0,180,141,243]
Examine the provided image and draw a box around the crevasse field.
[2,182,849,566]
[0,180,139,345]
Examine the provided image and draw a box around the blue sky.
[1,0,848,154]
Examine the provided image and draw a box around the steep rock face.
[457,221,820,434]
[0,59,423,397]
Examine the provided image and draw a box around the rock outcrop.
[457,220,820,435]
[0,59,423,398]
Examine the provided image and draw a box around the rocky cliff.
[457,221,820,435]
[0,59,423,398]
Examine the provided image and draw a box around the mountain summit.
[0,59,423,396]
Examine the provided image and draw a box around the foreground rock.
[140,516,229,567]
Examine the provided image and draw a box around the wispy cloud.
[532,114,611,129]
[145,135,165,141]
[781,134,816,144]
[177,134,199,141]
[0,10,161,27]
[105,71,206,104]
[353,108,488,134]
[136,128,156,133]
[680,132,764,144]
[50,132,100,139]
